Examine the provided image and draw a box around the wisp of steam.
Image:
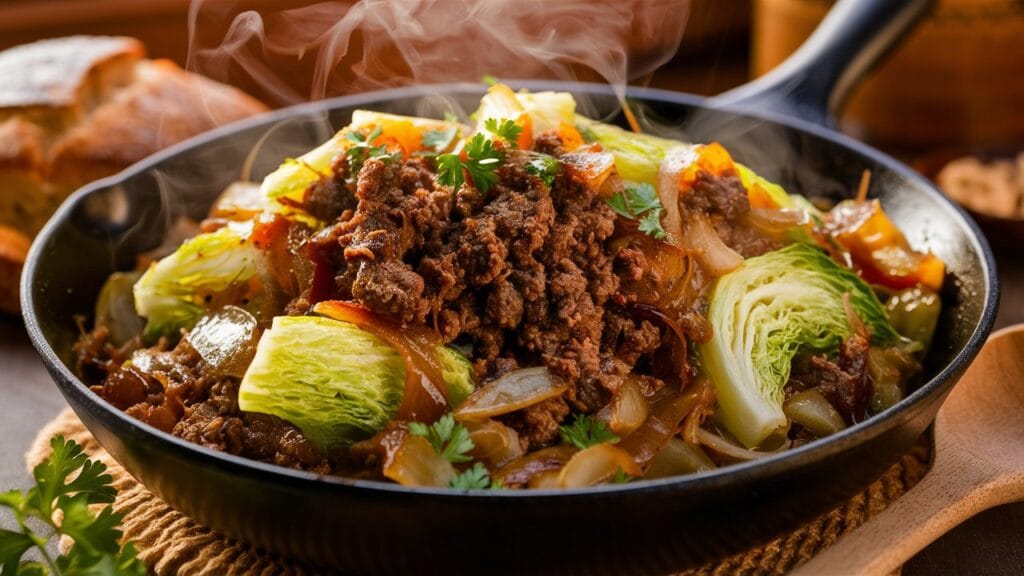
[186,0,691,110]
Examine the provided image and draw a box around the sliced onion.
[454,367,567,421]
[783,390,847,438]
[527,470,562,489]
[617,388,701,470]
[742,207,809,236]
[558,443,642,488]
[493,445,577,487]
[313,301,449,423]
[645,438,716,478]
[682,213,743,277]
[696,428,781,461]
[466,419,524,469]
[185,305,259,378]
[381,430,455,487]
[597,375,649,436]
[94,271,144,346]
[657,145,701,248]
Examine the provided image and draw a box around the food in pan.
[0,35,268,314]
[75,85,944,489]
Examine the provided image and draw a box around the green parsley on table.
[409,413,475,464]
[435,133,502,193]
[606,182,667,240]
[0,436,146,576]
[559,414,620,450]
[483,118,523,148]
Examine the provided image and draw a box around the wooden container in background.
[753,0,1024,154]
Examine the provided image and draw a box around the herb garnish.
[418,127,458,158]
[606,183,667,240]
[0,436,146,575]
[559,414,619,450]
[410,415,504,490]
[436,133,502,193]
[525,155,560,188]
[612,468,633,484]
[409,413,474,463]
[449,462,495,490]
[345,126,397,176]
[483,118,523,148]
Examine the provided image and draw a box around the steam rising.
[187,0,691,108]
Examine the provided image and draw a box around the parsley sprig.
[345,126,398,176]
[606,183,667,240]
[436,133,502,193]
[483,118,523,148]
[0,436,146,575]
[409,415,504,489]
[409,414,474,464]
[449,462,497,490]
[559,414,619,450]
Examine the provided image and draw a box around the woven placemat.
[27,408,929,575]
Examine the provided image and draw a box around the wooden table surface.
[2,253,1023,574]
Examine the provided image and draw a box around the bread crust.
[0,36,269,314]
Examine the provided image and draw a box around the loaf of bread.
[0,36,269,314]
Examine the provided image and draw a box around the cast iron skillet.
[22,0,999,573]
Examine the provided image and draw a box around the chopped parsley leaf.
[525,155,560,188]
[345,125,397,176]
[559,414,619,450]
[606,183,666,240]
[409,413,474,463]
[484,118,523,148]
[436,133,502,193]
[449,462,493,490]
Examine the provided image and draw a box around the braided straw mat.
[27,409,928,575]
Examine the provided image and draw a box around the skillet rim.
[21,80,1000,500]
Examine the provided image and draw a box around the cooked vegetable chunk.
[699,243,900,448]
[238,315,474,451]
[133,221,262,339]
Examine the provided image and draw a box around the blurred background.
[4,0,1022,154]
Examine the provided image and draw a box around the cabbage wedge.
[133,221,263,339]
[239,315,474,451]
[699,244,899,448]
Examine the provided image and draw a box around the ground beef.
[684,172,750,219]
[683,169,782,258]
[308,138,663,446]
[787,333,872,424]
[89,337,331,473]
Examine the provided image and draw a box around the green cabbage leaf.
[699,243,900,448]
[133,221,262,340]
[238,315,474,451]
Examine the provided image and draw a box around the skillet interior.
[23,82,998,574]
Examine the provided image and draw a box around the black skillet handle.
[712,0,935,128]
